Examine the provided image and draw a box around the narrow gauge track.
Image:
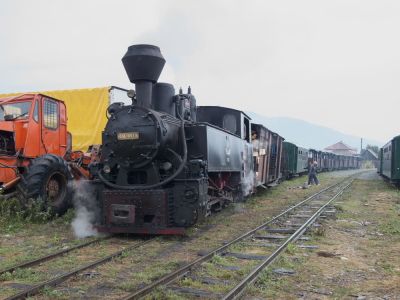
[3,237,154,300]
[0,236,110,276]
[121,177,356,300]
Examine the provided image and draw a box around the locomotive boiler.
[91,44,255,234]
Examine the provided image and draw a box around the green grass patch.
[118,260,182,290]
[379,219,400,235]
[0,267,46,283]
[0,197,75,235]
[40,286,69,299]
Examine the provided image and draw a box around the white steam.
[71,206,97,238]
[242,169,255,197]
[70,180,99,238]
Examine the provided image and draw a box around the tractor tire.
[18,154,73,216]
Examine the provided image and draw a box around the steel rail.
[0,236,110,276]
[222,180,354,300]
[5,238,154,300]
[121,177,353,300]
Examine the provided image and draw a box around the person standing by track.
[308,161,320,185]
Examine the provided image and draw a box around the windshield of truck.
[0,102,31,120]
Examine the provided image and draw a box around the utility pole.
[360,138,363,154]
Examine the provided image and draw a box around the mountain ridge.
[247,112,383,151]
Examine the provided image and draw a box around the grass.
[379,219,400,235]
[247,174,400,299]
[117,260,182,290]
[0,196,52,231]
[379,262,397,275]
[248,254,303,299]
[0,194,75,235]
[0,267,45,283]
[0,171,360,299]
[40,286,69,299]
[286,243,298,255]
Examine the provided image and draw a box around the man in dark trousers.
[308,161,320,185]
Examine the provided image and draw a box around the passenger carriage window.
[43,99,58,129]
[222,114,237,134]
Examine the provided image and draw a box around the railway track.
[2,237,154,300]
[0,173,360,299]
[0,236,110,277]
[121,177,355,300]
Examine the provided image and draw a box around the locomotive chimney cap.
[122,44,166,84]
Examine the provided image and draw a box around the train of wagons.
[85,44,362,235]
[378,135,400,185]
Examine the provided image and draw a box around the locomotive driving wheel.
[18,154,72,215]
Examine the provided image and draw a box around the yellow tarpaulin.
[0,87,110,151]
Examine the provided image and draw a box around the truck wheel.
[19,154,73,216]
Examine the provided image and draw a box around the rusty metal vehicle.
[0,93,97,214]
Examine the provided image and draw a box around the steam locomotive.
[90,45,255,234]
[90,44,361,235]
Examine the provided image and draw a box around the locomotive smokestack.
[122,44,166,108]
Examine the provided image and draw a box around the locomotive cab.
[197,106,252,142]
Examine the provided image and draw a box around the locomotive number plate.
[117,132,139,140]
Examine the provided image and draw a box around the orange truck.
[0,86,129,214]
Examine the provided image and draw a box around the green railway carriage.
[380,135,400,184]
[282,142,309,178]
[379,148,383,174]
[297,146,309,174]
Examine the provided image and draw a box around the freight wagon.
[251,123,284,186]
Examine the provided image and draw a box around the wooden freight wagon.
[251,123,284,186]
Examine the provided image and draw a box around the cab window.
[222,114,237,134]
[43,99,58,129]
[33,100,39,122]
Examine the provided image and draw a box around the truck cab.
[0,93,71,214]
[0,94,68,159]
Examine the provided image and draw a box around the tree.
[366,144,379,154]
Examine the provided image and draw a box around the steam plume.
[70,180,99,238]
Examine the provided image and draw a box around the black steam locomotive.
[91,45,255,234]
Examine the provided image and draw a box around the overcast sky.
[1,0,399,143]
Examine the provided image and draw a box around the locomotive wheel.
[18,154,73,216]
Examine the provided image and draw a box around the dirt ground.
[246,171,400,299]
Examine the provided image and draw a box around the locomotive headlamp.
[127,89,136,99]
[103,164,111,174]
